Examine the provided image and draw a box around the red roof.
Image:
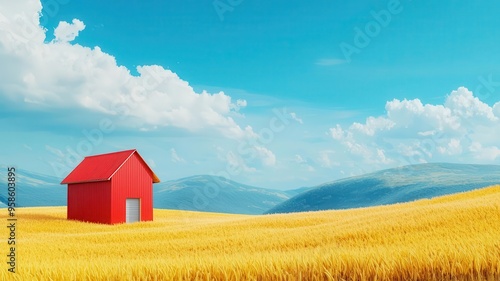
[61,149,160,184]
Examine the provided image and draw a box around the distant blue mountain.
[153,175,305,214]
[265,163,500,214]
[0,166,66,208]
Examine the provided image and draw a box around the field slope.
[2,185,500,280]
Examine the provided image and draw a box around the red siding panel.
[110,153,154,223]
[67,181,111,224]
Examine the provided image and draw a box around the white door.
[126,198,140,223]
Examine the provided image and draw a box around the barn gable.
[61,149,159,184]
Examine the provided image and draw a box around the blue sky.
[1,0,500,189]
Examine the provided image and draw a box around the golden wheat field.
[1,185,500,281]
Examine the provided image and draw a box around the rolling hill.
[0,166,66,207]
[4,185,500,280]
[153,175,305,214]
[266,163,500,214]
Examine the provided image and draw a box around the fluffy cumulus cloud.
[329,87,500,167]
[53,19,85,43]
[329,125,344,140]
[254,146,276,166]
[350,117,395,136]
[0,0,254,139]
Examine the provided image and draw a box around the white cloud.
[469,142,500,161]
[315,58,347,66]
[418,130,436,137]
[243,125,259,139]
[376,149,392,164]
[226,151,256,173]
[290,112,303,124]
[254,146,276,166]
[170,148,186,163]
[318,150,339,168]
[493,102,500,117]
[437,139,462,156]
[53,19,85,43]
[236,99,247,107]
[350,116,394,136]
[294,154,306,164]
[344,140,372,159]
[445,88,497,121]
[0,0,255,140]
[0,1,45,49]
[293,154,315,172]
[329,125,344,140]
[231,99,248,112]
[329,87,500,166]
[385,98,460,132]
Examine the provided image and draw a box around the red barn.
[60,149,160,224]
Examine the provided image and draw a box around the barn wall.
[67,181,111,224]
[110,153,153,223]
